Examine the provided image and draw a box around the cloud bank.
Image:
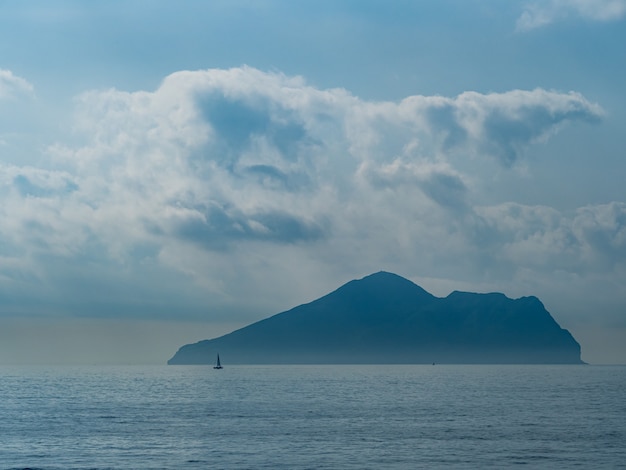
[1,66,621,327]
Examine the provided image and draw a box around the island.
[167,271,584,365]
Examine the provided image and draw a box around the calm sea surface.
[0,364,624,469]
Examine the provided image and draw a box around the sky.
[0,0,625,365]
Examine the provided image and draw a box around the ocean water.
[0,365,624,469]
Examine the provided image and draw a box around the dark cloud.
[363,161,469,212]
[479,103,602,166]
[255,210,327,243]
[242,164,310,191]
[174,203,326,249]
[201,94,271,156]
[270,121,308,162]
[426,103,468,151]
[198,93,309,169]
[409,89,604,166]
[419,171,468,212]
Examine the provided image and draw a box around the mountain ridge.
[168,271,583,364]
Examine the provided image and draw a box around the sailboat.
[213,353,223,369]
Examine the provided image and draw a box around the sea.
[0,364,624,469]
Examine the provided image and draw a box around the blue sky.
[1,0,625,364]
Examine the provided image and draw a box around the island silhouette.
[168,271,583,365]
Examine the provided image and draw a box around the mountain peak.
[335,271,434,300]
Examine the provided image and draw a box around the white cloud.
[43,69,600,256]
[0,69,34,99]
[517,0,626,31]
[0,66,619,330]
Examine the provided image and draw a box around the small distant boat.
[213,353,223,369]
